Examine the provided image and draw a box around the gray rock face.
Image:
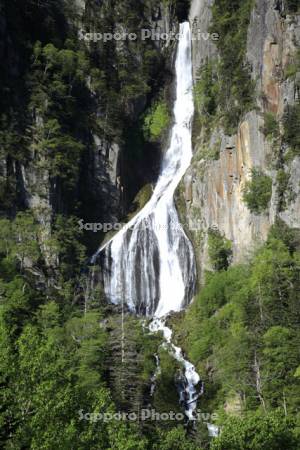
[189,0,217,79]
[0,1,178,267]
[183,0,300,278]
[150,2,179,50]
[279,157,300,227]
[88,136,121,223]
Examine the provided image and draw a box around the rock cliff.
[0,0,184,265]
[181,0,300,279]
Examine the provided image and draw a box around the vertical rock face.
[187,111,271,267]
[0,0,121,227]
[189,0,217,79]
[182,0,300,277]
[0,1,181,257]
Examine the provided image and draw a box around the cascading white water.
[149,318,203,420]
[94,22,196,317]
[93,22,202,420]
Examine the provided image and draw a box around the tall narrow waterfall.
[94,22,196,317]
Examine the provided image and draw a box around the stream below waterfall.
[93,22,203,421]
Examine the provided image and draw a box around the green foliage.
[197,141,221,161]
[0,212,41,269]
[194,62,219,118]
[0,0,170,212]
[152,347,183,416]
[125,184,153,223]
[208,228,233,271]
[276,169,295,211]
[243,168,273,214]
[0,273,151,449]
[27,42,91,190]
[284,49,300,79]
[179,229,300,444]
[106,422,149,450]
[193,62,220,144]
[51,215,86,279]
[0,209,199,448]
[262,112,280,140]
[209,0,255,134]
[285,0,300,13]
[193,1,255,138]
[2,304,111,449]
[143,100,171,142]
[283,102,300,159]
[211,410,298,450]
[261,326,299,408]
[105,314,161,414]
[154,426,200,450]
[30,118,84,185]
[267,219,300,254]
[195,141,221,161]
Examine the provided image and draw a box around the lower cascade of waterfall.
[93,22,203,420]
[150,318,204,420]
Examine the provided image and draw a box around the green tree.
[283,102,300,158]
[154,426,199,450]
[208,228,232,271]
[211,411,298,450]
[143,100,171,142]
[243,168,272,214]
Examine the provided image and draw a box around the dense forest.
[0,0,300,449]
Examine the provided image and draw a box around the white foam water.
[94,22,202,420]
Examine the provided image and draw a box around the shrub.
[193,62,220,144]
[283,102,300,158]
[268,219,300,254]
[208,228,232,271]
[285,0,300,13]
[209,0,255,134]
[243,168,272,214]
[143,100,171,142]
[262,112,279,140]
[276,169,295,211]
[284,49,300,79]
[211,411,298,450]
[194,62,219,118]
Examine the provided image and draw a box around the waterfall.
[94,22,196,316]
[93,22,202,420]
[150,318,204,420]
